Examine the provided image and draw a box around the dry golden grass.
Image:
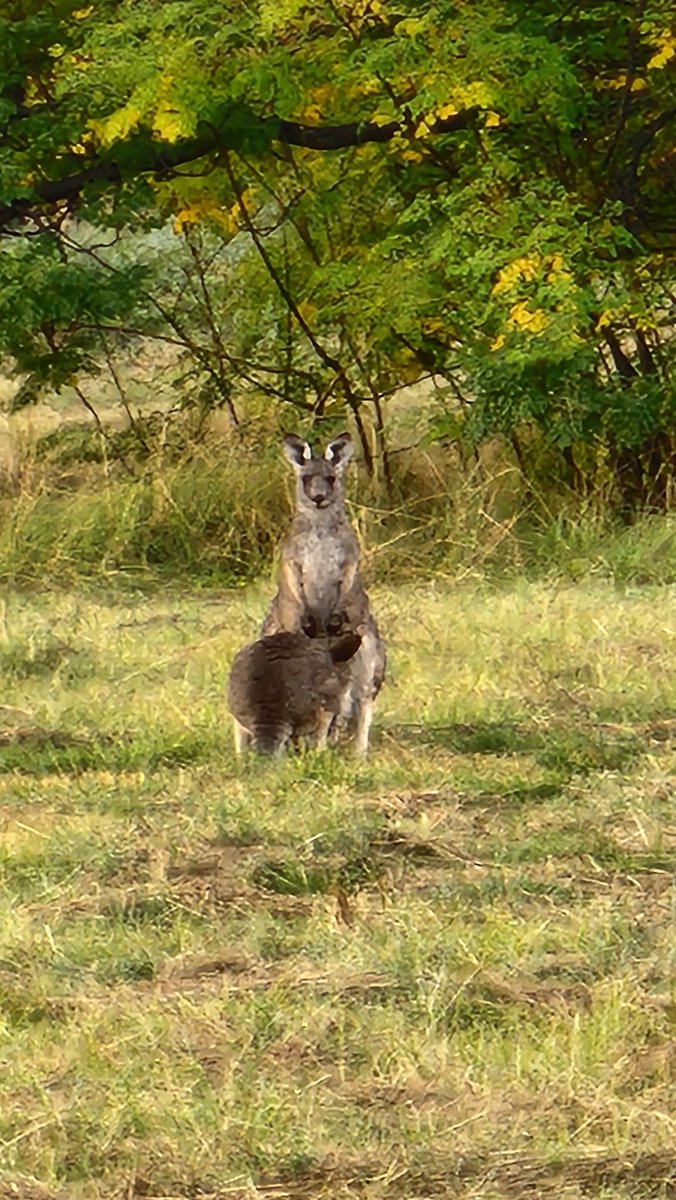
[0,579,674,1199]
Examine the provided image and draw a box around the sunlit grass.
[0,578,674,1197]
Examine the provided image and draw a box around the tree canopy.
[1,0,675,505]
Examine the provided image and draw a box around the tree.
[1,0,675,506]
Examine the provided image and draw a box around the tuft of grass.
[0,633,96,681]
[0,444,287,586]
[520,510,676,585]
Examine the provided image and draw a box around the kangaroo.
[228,630,362,755]
[261,431,386,754]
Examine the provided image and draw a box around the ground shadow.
[383,718,644,775]
[0,724,223,775]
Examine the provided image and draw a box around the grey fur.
[262,431,386,754]
[228,630,362,755]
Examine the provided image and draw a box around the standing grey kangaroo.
[261,431,386,754]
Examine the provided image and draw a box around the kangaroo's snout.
[303,470,336,508]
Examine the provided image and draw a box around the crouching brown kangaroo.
[228,630,362,755]
[261,431,386,755]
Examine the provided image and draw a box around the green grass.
[0,579,674,1199]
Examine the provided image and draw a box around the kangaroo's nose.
[312,495,326,506]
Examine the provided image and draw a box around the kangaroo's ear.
[283,433,312,467]
[330,632,362,664]
[324,431,354,471]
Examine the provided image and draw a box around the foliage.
[0,0,675,506]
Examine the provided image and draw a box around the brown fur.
[228,631,362,755]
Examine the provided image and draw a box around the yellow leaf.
[260,0,309,34]
[454,80,493,108]
[346,0,385,27]
[508,301,548,334]
[300,84,337,123]
[395,17,425,35]
[309,84,335,106]
[415,120,430,138]
[300,104,324,123]
[153,105,187,142]
[238,185,257,215]
[295,299,316,325]
[526,309,548,333]
[173,209,193,235]
[401,148,424,162]
[647,43,675,69]
[225,185,258,232]
[545,254,574,286]
[596,310,614,330]
[484,110,501,128]
[491,254,541,296]
[631,77,648,90]
[490,333,505,351]
[369,111,395,126]
[73,5,93,16]
[437,103,457,120]
[89,102,142,146]
[172,193,254,237]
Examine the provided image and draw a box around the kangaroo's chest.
[297,529,348,618]
[299,529,346,587]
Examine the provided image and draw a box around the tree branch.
[619,105,676,205]
[602,0,646,172]
[0,105,481,232]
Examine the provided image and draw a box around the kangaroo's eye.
[325,474,335,486]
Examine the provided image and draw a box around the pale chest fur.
[293,525,355,622]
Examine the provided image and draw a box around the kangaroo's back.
[228,631,362,754]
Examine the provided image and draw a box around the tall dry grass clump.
[1,417,676,588]
[0,434,287,586]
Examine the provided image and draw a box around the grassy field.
[0,578,674,1199]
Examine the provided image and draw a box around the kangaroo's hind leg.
[233,719,253,755]
[314,708,335,750]
[353,695,374,756]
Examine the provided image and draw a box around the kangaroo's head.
[283,431,354,514]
